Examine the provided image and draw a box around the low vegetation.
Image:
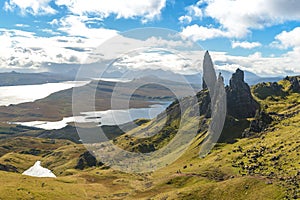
[0,76,299,199]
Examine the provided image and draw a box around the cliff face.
[226,69,260,118]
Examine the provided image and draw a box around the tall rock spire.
[202,51,216,92]
[226,68,259,118]
[199,51,227,157]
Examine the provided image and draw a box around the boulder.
[75,151,97,170]
[243,110,273,137]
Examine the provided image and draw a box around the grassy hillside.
[0,76,299,199]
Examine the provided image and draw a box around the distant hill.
[0,71,73,86]
[42,61,283,87]
[0,76,201,122]
[217,70,282,86]
[103,68,282,87]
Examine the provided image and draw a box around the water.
[0,81,89,106]
[13,103,170,130]
[92,78,131,83]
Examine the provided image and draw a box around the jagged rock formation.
[243,110,273,137]
[226,69,260,118]
[285,76,300,93]
[198,68,262,142]
[252,82,286,100]
[75,151,102,170]
[201,68,260,119]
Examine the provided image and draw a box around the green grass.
[0,77,299,199]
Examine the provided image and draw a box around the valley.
[0,69,298,199]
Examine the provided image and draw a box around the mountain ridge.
[0,71,74,86]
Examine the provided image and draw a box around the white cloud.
[3,1,13,12]
[55,0,166,23]
[4,0,166,22]
[264,27,300,76]
[80,29,203,73]
[205,0,300,37]
[182,0,300,40]
[53,15,118,40]
[187,5,202,19]
[231,41,262,49]
[112,49,195,74]
[210,50,300,76]
[15,24,30,28]
[0,26,119,70]
[49,18,59,26]
[181,24,228,41]
[40,29,60,35]
[272,27,300,49]
[4,0,56,15]
[178,16,192,24]
[0,25,203,73]
[1,25,299,76]
[178,4,202,24]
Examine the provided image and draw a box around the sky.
[0,0,300,76]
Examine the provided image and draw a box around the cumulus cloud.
[40,28,60,35]
[52,15,118,40]
[181,24,227,41]
[0,27,118,69]
[4,0,56,15]
[80,29,203,74]
[111,49,196,74]
[178,4,202,24]
[210,51,300,76]
[178,16,192,24]
[1,26,299,76]
[0,25,204,73]
[182,0,300,40]
[4,0,166,22]
[57,0,166,23]
[272,27,300,49]
[231,41,262,49]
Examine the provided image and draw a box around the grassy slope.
[0,116,294,199]
[0,77,299,199]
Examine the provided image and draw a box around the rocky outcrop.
[200,68,260,119]
[285,76,300,93]
[243,110,273,137]
[226,69,260,118]
[0,163,18,172]
[252,82,286,100]
[75,151,103,170]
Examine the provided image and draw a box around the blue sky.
[0,0,300,76]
